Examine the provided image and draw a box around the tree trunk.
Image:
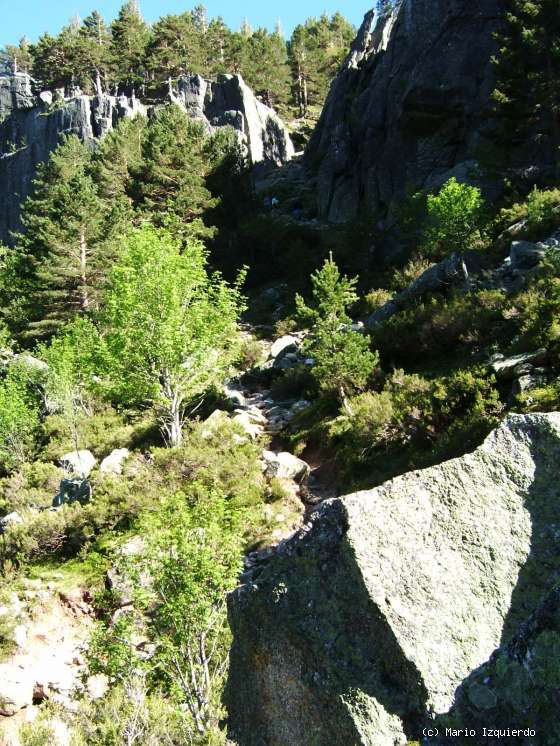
[94,69,103,97]
[339,385,354,417]
[79,230,90,311]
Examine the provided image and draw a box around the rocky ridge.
[226,412,560,745]
[0,72,293,244]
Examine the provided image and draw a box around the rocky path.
[224,329,337,529]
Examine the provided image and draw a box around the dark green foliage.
[491,0,560,176]
[110,1,151,92]
[5,136,128,340]
[296,254,379,408]
[147,12,204,81]
[288,13,355,117]
[18,7,353,118]
[134,105,217,239]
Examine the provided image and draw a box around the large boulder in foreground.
[226,413,560,745]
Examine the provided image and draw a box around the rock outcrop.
[227,413,560,745]
[0,72,293,243]
[306,1,504,224]
[173,73,294,166]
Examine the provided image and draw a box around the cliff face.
[0,72,293,244]
[306,0,504,224]
[227,413,560,745]
[0,89,145,243]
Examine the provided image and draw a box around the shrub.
[362,288,393,315]
[0,461,62,515]
[0,369,40,471]
[390,256,432,292]
[496,187,560,239]
[329,390,394,456]
[236,336,265,371]
[38,409,158,463]
[270,365,315,401]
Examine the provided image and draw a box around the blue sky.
[1,1,368,48]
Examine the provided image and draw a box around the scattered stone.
[509,240,548,270]
[0,511,24,532]
[269,335,299,360]
[53,479,92,508]
[262,451,310,482]
[224,384,247,409]
[13,624,28,649]
[232,412,264,440]
[86,674,109,700]
[99,448,130,475]
[59,450,97,478]
[0,664,34,715]
[491,349,548,379]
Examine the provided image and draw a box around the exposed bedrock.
[306,0,505,224]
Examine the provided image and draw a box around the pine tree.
[8,137,125,339]
[1,37,33,74]
[92,115,146,202]
[244,29,290,108]
[289,14,355,117]
[31,29,80,91]
[134,104,217,240]
[147,13,203,82]
[203,18,231,75]
[79,11,114,94]
[491,0,560,176]
[111,1,151,92]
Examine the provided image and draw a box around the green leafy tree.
[423,177,485,259]
[491,0,560,175]
[97,225,245,446]
[88,488,243,738]
[297,254,379,413]
[39,317,98,453]
[0,368,39,471]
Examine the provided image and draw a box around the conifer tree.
[1,37,33,74]
[79,11,113,93]
[7,137,126,339]
[134,104,217,240]
[147,13,203,81]
[31,29,80,91]
[288,15,354,118]
[111,1,151,92]
[203,17,231,75]
[244,29,290,108]
[491,0,560,175]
